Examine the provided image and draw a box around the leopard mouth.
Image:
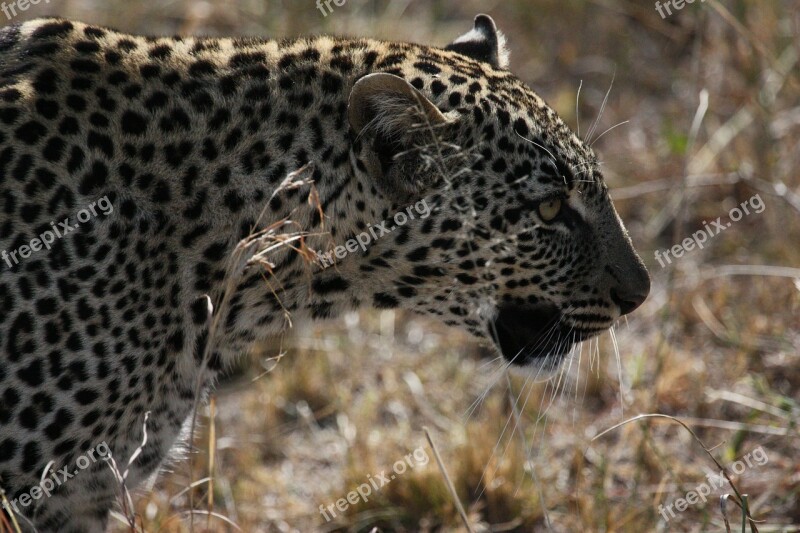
[491,303,590,366]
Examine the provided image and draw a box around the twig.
[0,488,22,533]
[590,413,760,532]
[207,395,216,531]
[505,374,552,530]
[423,427,474,533]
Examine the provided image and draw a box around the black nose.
[610,286,648,315]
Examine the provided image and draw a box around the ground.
[1,1,798,532]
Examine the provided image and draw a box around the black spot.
[117,39,138,52]
[151,180,171,203]
[87,130,114,157]
[190,297,209,325]
[311,301,333,319]
[20,202,41,222]
[52,438,75,458]
[456,273,478,285]
[223,190,245,212]
[166,330,184,352]
[32,21,74,40]
[0,388,20,423]
[66,94,87,112]
[42,137,65,162]
[312,276,350,295]
[513,118,529,137]
[414,62,441,75]
[15,121,47,144]
[58,116,80,135]
[44,408,74,439]
[74,388,99,405]
[321,72,343,94]
[21,441,42,472]
[189,60,216,76]
[35,99,60,119]
[159,107,191,133]
[70,59,100,73]
[203,241,228,262]
[108,70,129,85]
[84,26,106,39]
[373,292,399,308]
[413,265,445,277]
[231,51,266,67]
[431,80,447,96]
[0,438,17,462]
[33,68,59,93]
[148,44,172,59]
[397,286,417,298]
[121,110,148,135]
[78,160,108,194]
[0,88,21,102]
[406,247,428,261]
[17,358,44,387]
[269,195,282,211]
[441,219,462,232]
[35,297,59,315]
[67,146,85,173]
[140,63,160,78]
[0,106,19,124]
[224,128,242,150]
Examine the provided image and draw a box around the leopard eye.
[538,198,562,222]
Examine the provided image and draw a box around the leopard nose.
[599,203,651,316]
[610,286,648,315]
[609,261,650,315]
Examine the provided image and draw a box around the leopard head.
[345,15,650,368]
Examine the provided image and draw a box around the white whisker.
[590,119,629,147]
[575,79,583,138]
[586,70,616,144]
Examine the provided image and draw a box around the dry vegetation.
[4,1,799,532]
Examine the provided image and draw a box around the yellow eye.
[538,199,562,222]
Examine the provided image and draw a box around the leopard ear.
[348,73,447,134]
[348,73,450,202]
[446,14,509,69]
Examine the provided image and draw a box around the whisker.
[590,119,630,147]
[515,131,558,169]
[609,325,624,418]
[586,69,616,144]
[575,79,583,138]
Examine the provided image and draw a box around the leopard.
[0,14,650,531]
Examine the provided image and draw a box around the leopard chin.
[491,303,600,367]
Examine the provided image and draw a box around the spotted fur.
[0,15,649,531]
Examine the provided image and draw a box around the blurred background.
[8,1,800,531]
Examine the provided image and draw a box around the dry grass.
[3,0,798,532]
